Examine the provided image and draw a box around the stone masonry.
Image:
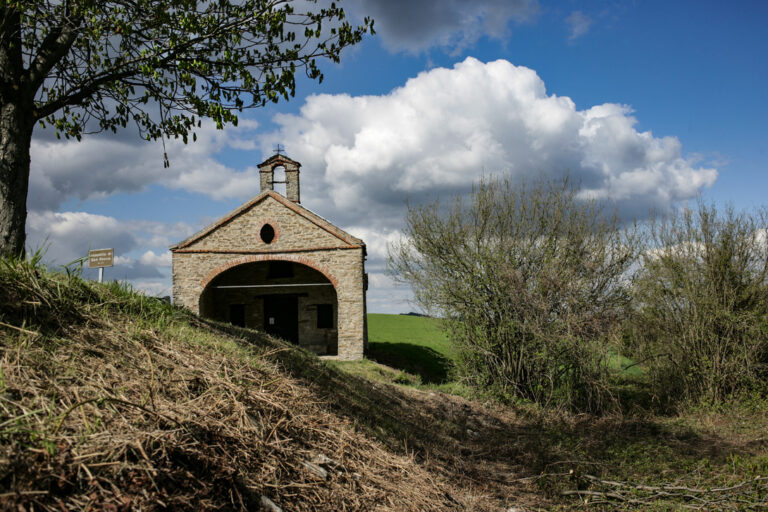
[170,154,367,360]
[259,153,300,203]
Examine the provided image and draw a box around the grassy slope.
[367,314,454,356]
[2,263,767,511]
[366,313,455,384]
[0,261,462,511]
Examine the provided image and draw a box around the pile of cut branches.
[533,469,768,510]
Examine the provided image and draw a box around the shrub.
[389,177,639,412]
[628,202,768,406]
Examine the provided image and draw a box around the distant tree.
[389,177,639,411]
[0,0,373,257]
[628,202,768,405]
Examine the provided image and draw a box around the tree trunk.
[0,6,33,259]
[0,100,34,258]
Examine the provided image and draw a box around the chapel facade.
[170,153,367,360]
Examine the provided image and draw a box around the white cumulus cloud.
[344,226,405,267]
[262,57,717,231]
[254,57,718,313]
[27,211,136,264]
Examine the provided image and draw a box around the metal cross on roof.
[273,143,285,155]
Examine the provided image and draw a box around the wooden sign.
[88,248,114,268]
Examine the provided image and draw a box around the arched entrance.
[199,259,338,355]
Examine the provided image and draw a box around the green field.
[366,313,455,384]
[363,313,643,386]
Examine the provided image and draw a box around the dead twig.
[53,397,183,435]
[0,320,38,336]
[556,473,768,509]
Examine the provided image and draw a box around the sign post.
[88,248,114,283]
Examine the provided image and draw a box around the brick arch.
[199,254,339,291]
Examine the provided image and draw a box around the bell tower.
[258,152,301,203]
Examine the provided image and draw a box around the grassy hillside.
[366,313,455,384]
[0,259,462,511]
[3,260,768,511]
[368,314,454,356]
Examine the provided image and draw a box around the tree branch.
[27,11,83,91]
[36,69,133,119]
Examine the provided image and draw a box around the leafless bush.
[389,177,639,412]
[627,202,768,405]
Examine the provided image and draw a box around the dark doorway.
[229,304,245,327]
[263,295,299,343]
[317,303,333,329]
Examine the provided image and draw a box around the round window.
[260,224,275,244]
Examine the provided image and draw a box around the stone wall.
[259,155,300,203]
[173,250,365,360]
[171,194,367,360]
[186,196,347,252]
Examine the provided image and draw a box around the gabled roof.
[169,190,364,251]
[257,153,301,169]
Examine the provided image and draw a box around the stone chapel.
[170,153,367,360]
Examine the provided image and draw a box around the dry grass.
[0,258,462,511]
[2,257,766,511]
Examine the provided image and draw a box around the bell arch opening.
[199,259,338,355]
[272,165,287,196]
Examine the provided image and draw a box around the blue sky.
[27,0,768,313]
